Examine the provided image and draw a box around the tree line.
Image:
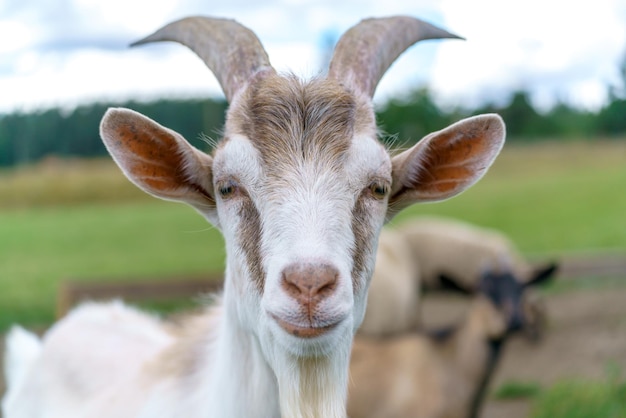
[0,88,625,168]
[376,88,626,148]
[0,99,227,168]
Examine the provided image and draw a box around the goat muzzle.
[275,262,341,338]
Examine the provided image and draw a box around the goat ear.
[525,262,559,288]
[438,274,473,295]
[387,114,505,218]
[100,108,216,216]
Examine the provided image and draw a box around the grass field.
[492,370,626,418]
[1,140,625,331]
[530,374,626,418]
[394,140,626,254]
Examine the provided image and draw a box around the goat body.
[349,297,504,418]
[3,16,506,418]
[361,217,558,339]
[399,216,532,289]
[348,268,557,418]
[359,228,420,336]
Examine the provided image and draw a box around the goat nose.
[281,263,339,308]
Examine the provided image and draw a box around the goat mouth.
[271,315,339,338]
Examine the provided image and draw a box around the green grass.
[493,380,542,400]
[0,201,225,330]
[492,369,626,417]
[542,275,626,295]
[0,140,625,331]
[393,140,626,254]
[530,372,626,418]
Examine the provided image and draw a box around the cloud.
[0,0,445,112]
[0,0,625,112]
[431,0,626,110]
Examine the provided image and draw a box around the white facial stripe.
[260,133,391,332]
[344,134,392,189]
[255,132,390,270]
[213,134,263,187]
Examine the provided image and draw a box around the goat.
[400,216,557,291]
[403,216,557,339]
[359,218,557,338]
[347,267,556,418]
[2,16,506,418]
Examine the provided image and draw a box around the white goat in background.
[359,228,420,336]
[360,217,557,338]
[3,16,506,418]
[401,216,556,290]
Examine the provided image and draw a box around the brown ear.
[387,114,505,219]
[100,108,216,216]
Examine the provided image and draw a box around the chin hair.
[272,340,351,418]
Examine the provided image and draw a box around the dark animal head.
[440,262,558,338]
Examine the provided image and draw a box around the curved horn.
[328,16,462,98]
[132,16,274,102]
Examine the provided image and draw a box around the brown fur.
[411,127,493,195]
[102,109,215,207]
[388,115,504,215]
[351,190,379,292]
[237,190,265,292]
[227,74,375,173]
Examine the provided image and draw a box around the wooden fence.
[56,275,223,318]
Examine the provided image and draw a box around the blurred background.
[1,0,625,417]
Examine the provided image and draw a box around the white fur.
[2,326,43,417]
[3,326,41,390]
[2,301,175,418]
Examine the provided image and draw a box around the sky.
[1,0,625,114]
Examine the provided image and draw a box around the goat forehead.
[214,132,389,193]
[225,75,377,173]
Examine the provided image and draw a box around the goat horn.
[328,16,462,98]
[131,16,274,102]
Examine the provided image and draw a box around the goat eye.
[369,182,388,199]
[218,180,237,199]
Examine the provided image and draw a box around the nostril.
[283,279,303,297]
[317,280,337,297]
